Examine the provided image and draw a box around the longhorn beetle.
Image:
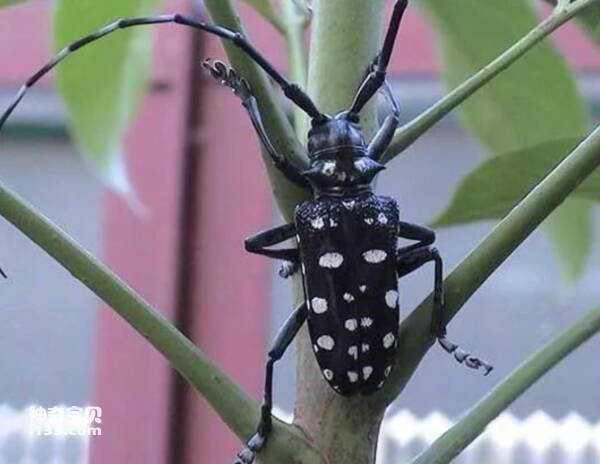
[0,2,493,463]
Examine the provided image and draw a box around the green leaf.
[433,138,583,226]
[54,0,162,195]
[545,198,593,283]
[421,0,592,281]
[420,0,588,154]
[241,0,285,33]
[434,138,598,281]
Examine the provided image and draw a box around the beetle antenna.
[0,13,324,134]
[347,0,408,116]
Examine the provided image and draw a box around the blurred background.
[0,0,598,463]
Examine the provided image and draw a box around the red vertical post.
[176,6,286,462]
[90,2,194,463]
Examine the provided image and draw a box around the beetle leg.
[396,245,494,375]
[202,60,310,189]
[397,220,435,254]
[233,303,307,464]
[367,81,401,162]
[245,224,300,278]
[347,0,408,116]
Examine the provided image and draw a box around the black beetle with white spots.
[0,1,493,463]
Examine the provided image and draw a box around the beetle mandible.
[0,2,493,463]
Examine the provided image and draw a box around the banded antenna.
[0,13,325,133]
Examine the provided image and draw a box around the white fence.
[378,410,600,463]
[0,405,599,463]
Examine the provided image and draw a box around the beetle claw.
[437,336,494,376]
[201,58,252,101]
[232,432,266,464]
[279,261,300,279]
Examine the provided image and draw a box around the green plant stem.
[291,2,389,464]
[411,307,600,464]
[383,0,600,163]
[0,181,321,464]
[282,0,309,134]
[203,0,311,218]
[381,121,600,405]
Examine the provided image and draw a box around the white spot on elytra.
[317,335,335,351]
[345,319,358,332]
[329,218,338,228]
[363,249,387,263]
[362,366,373,380]
[296,234,301,243]
[361,343,370,353]
[313,344,319,353]
[385,290,399,308]
[378,213,388,225]
[359,285,367,293]
[342,200,356,210]
[311,297,328,314]
[347,371,359,383]
[384,365,392,377]
[348,346,358,360]
[383,333,396,349]
[361,317,373,328]
[322,161,336,176]
[377,380,385,389]
[343,293,355,303]
[323,369,334,380]
[364,218,375,225]
[311,217,325,230]
[319,252,344,269]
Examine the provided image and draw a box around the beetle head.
[307,117,367,158]
[304,116,385,193]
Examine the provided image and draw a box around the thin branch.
[0,181,322,464]
[380,121,600,404]
[243,0,287,35]
[282,0,309,134]
[202,0,311,219]
[411,306,600,464]
[383,0,600,163]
